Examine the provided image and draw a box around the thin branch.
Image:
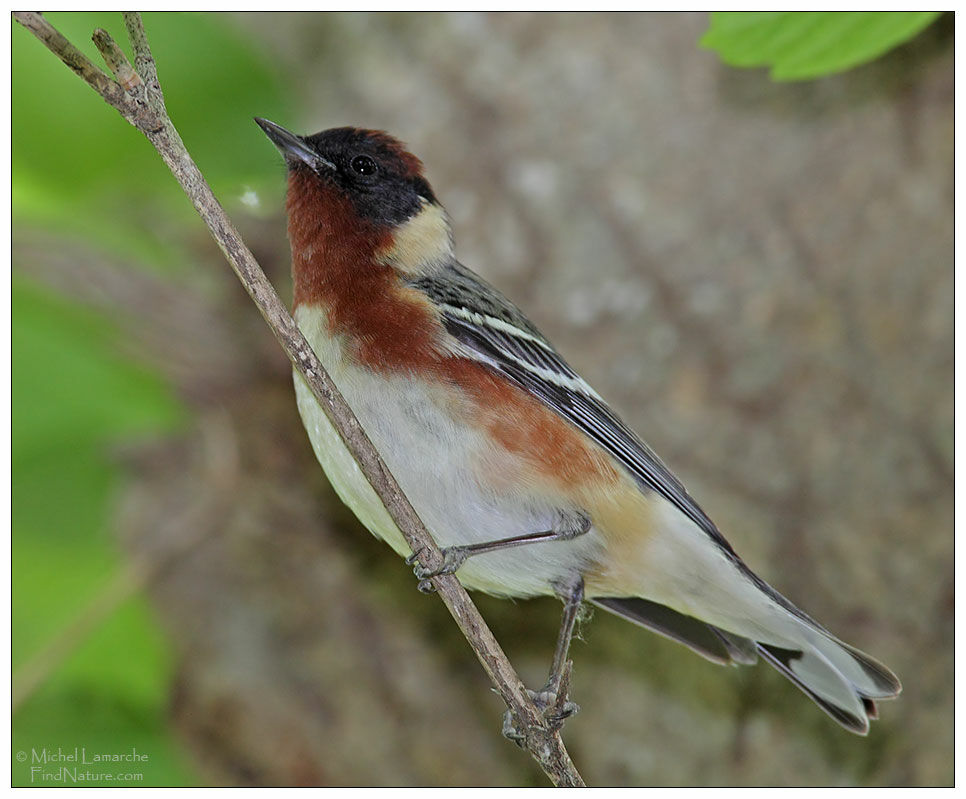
[15,12,128,108]
[13,11,584,787]
[123,11,164,113]
[92,27,141,91]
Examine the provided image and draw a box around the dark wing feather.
[409,262,738,558]
[593,597,759,666]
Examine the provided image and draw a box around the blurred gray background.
[28,12,954,786]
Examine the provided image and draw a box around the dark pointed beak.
[254,117,334,171]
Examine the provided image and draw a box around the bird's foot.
[405,546,472,592]
[501,684,580,745]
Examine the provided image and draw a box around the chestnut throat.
[286,169,441,371]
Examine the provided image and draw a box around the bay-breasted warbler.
[256,118,900,735]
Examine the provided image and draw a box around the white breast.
[293,304,605,597]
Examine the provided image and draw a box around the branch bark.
[13,11,585,788]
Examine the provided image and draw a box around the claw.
[547,700,580,724]
[408,547,460,592]
[407,549,438,592]
[502,710,527,746]
[500,686,580,741]
[412,545,470,579]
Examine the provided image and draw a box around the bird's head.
[256,118,452,278]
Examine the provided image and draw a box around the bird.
[255,117,901,736]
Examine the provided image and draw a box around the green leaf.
[700,11,942,81]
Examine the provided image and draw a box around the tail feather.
[822,636,902,698]
[593,595,900,734]
[757,643,872,734]
[757,625,901,735]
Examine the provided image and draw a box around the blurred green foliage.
[12,276,190,785]
[13,11,293,267]
[701,12,941,81]
[12,11,294,786]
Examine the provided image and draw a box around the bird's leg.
[503,576,585,743]
[406,512,591,584]
[545,575,584,707]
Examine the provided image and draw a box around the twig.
[14,11,123,106]
[123,12,163,112]
[92,27,141,91]
[12,12,585,787]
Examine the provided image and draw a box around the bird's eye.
[350,155,377,176]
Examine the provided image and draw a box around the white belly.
[293,304,605,597]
